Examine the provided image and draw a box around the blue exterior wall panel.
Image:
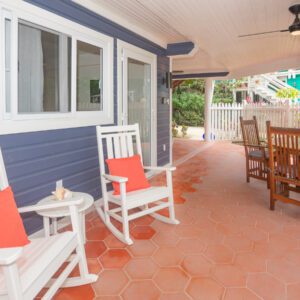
[157,56,171,166]
[0,0,170,234]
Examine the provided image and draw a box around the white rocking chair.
[0,148,97,300]
[95,124,179,245]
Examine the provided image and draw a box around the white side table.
[37,192,94,244]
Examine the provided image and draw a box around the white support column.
[204,78,215,141]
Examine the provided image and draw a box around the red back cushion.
[0,186,30,248]
[106,154,150,195]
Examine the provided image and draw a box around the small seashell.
[52,187,65,200]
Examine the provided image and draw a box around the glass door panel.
[127,58,152,166]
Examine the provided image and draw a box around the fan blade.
[238,29,289,37]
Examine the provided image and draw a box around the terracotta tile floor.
[51,140,300,300]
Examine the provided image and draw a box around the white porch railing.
[210,103,300,141]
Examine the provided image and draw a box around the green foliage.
[276,87,299,99]
[213,80,235,103]
[173,92,204,126]
[173,79,235,126]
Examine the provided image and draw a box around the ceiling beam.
[166,42,194,56]
[172,71,229,79]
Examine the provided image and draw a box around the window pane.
[18,21,71,113]
[77,41,103,111]
[5,18,11,113]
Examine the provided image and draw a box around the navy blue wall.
[0,0,170,234]
[157,56,171,166]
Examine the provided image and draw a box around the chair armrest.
[103,174,128,183]
[0,248,23,265]
[143,166,176,172]
[18,196,84,214]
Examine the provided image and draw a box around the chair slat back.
[267,122,300,181]
[0,148,9,190]
[240,116,260,147]
[96,124,143,175]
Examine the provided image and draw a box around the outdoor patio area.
[44,139,300,300]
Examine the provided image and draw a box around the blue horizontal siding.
[157,56,170,166]
[0,127,101,233]
[0,0,171,234]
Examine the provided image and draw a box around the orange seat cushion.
[106,155,150,195]
[0,186,30,248]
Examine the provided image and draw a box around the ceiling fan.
[238,4,300,37]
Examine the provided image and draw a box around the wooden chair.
[266,122,300,210]
[0,148,97,300]
[240,116,269,185]
[95,124,179,245]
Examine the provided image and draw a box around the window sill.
[0,113,114,135]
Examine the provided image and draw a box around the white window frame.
[0,0,114,134]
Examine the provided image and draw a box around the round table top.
[36,192,94,218]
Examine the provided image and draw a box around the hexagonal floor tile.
[267,258,300,284]
[223,235,253,252]
[177,238,206,254]
[160,293,191,300]
[70,258,102,277]
[121,280,160,300]
[152,231,179,247]
[285,249,300,266]
[195,216,216,229]
[224,288,261,300]
[154,267,189,293]
[86,226,111,241]
[92,270,129,296]
[247,273,286,300]
[235,252,266,273]
[241,226,267,242]
[196,228,225,245]
[254,234,298,259]
[131,226,156,240]
[94,296,121,300]
[104,234,126,248]
[151,220,176,232]
[124,257,158,279]
[212,264,247,287]
[216,223,242,236]
[85,241,107,258]
[174,224,200,238]
[127,240,156,257]
[204,244,234,264]
[186,277,224,300]
[181,254,212,277]
[54,284,95,300]
[287,283,300,300]
[100,249,131,269]
[152,247,184,267]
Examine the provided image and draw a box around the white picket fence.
[210,103,300,141]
